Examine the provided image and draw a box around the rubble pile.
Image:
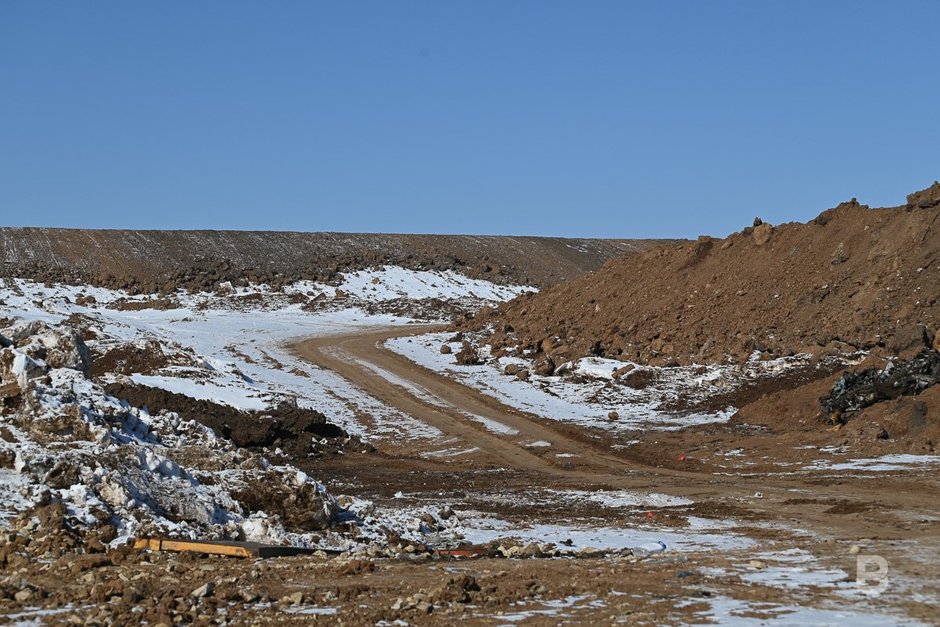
[0,319,337,545]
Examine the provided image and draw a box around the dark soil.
[103,382,346,456]
[820,348,940,423]
[91,342,169,377]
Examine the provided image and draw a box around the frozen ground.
[0,272,526,443]
[0,272,532,548]
[387,332,803,431]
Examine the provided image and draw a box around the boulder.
[887,324,932,358]
[454,341,481,365]
[752,223,773,246]
[533,357,556,376]
[830,242,849,265]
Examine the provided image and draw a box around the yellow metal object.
[133,538,253,558]
[132,537,333,558]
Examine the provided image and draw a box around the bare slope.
[0,229,671,290]
[474,183,940,366]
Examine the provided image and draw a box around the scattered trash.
[820,348,940,424]
[630,541,667,557]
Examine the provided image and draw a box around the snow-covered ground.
[804,454,940,473]
[387,332,755,431]
[0,271,531,545]
[0,271,530,443]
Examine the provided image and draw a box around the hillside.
[474,183,940,366]
[0,229,672,291]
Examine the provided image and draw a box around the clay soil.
[474,183,940,367]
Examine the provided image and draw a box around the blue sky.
[1,1,938,238]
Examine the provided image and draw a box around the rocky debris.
[191,582,215,598]
[359,297,481,322]
[533,356,556,376]
[906,181,940,210]
[752,223,774,246]
[0,318,338,545]
[440,344,452,355]
[820,349,940,424]
[0,320,90,389]
[429,574,480,604]
[90,339,170,377]
[470,183,940,367]
[887,324,936,359]
[611,364,636,379]
[830,242,849,265]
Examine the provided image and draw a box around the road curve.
[290,324,940,551]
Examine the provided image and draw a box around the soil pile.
[473,183,940,367]
[0,229,672,291]
[103,381,347,455]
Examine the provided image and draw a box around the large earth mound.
[474,183,940,367]
[0,229,672,291]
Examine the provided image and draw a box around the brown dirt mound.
[103,382,346,456]
[472,183,940,367]
[0,230,674,292]
[91,342,170,378]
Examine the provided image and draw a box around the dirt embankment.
[473,183,940,367]
[103,382,347,458]
[466,183,940,445]
[0,229,673,292]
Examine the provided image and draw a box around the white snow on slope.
[0,275,529,443]
[0,270,530,541]
[129,373,269,410]
[804,454,940,472]
[387,332,736,431]
[323,266,531,302]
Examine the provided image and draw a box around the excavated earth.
[2,190,940,625]
[474,183,940,366]
[0,229,671,292]
[470,183,940,456]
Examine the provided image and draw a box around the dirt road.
[291,326,940,555]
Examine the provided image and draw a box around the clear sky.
[1,1,938,238]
